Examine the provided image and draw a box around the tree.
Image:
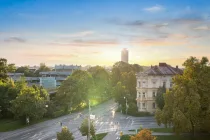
[88,66,111,99]
[111,62,138,110]
[0,79,18,118]
[131,64,143,73]
[55,77,79,112]
[7,63,16,73]
[16,66,35,77]
[79,118,95,139]
[34,63,51,76]
[10,87,47,122]
[57,126,74,140]
[155,86,166,110]
[55,70,94,112]
[155,57,210,135]
[0,58,8,82]
[130,129,156,140]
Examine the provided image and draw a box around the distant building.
[40,77,56,89]
[55,64,81,72]
[136,63,183,113]
[121,48,129,63]
[40,64,81,86]
[7,73,24,82]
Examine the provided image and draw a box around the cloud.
[194,25,209,30]
[143,5,164,12]
[54,31,95,38]
[25,54,78,58]
[4,37,26,43]
[49,39,119,47]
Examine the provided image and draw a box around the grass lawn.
[0,118,49,132]
[150,128,174,133]
[120,135,210,140]
[91,133,108,140]
[129,128,173,133]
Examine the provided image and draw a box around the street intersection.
[0,100,162,140]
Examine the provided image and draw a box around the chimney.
[176,65,178,69]
[159,63,167,66]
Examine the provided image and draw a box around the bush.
[57,126,74,140]
[130,129,156,140]
[52,110,65,118]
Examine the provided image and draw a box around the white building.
[136,63,183,113]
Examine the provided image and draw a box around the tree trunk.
[191,120,195,136]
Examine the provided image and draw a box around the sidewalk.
[103,130,175,140]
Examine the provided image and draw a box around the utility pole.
[88,100,90,140]
[124,97,128,118]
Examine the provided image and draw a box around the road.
[0,100,162,140]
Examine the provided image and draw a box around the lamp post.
[124,97,128,118]
[88,100,90,140]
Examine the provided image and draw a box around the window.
[138,81,141,87]
[170,82,173,88]
[153,102,156,109]
[163,82,166,87]
[143,92,145,98]
[153,91,156,97]
[142,103,145,108]
[142,81,146,87]
[138,92,141,97]
[139,103,141,108]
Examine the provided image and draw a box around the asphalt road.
[0,100,162,140]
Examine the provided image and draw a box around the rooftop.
[143,63,183,75]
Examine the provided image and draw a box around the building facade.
[121,48,129,63]
[136,63,183,113]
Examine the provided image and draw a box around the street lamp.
[124,97,128,118]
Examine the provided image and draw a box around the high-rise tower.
[121,48,129,63]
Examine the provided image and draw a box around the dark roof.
[145,63,183,75]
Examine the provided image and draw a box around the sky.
[0,0,210,67]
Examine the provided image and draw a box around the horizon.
[1,0,210,66]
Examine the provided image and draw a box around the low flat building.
[136,63,183,113]
[39,71,71,86]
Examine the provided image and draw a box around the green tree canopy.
[0,58,8,82]
[0,80,18,118]
[57,126,74,140]
[10,87,47,121]
[155,57,210,134]
[7,63,16,73]
[88,66,111,98]
[79,118,95,139]
[155,86,166,110]
[16,66,35,77]
[34,63,51,76]
[56,70,94,111]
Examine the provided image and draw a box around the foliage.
[79,118,95,139]
[0,58,8,82]
[57,126,74,140]
[0,80,19,118]
[16,66,36,77]
[155,57,210,134]
[7,63,16,73]
[130,129,156,140]
[10,87,47,121]
[90,133,107,140]
[113,82,127,105]
[88,66,111,99]
[111,61,140,109]
[55,70,93,111]
[155,86,166,110]
[34,63,51,76]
